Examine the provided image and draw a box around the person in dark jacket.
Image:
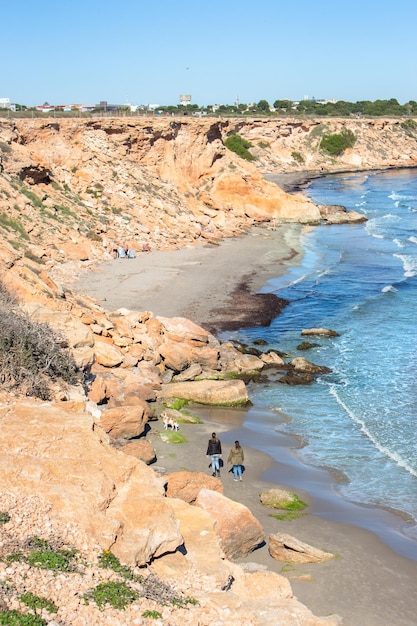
[206,432,222,477]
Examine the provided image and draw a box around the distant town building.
[0,98,15,111]
[179,94,191,106]
[36,104,55,113]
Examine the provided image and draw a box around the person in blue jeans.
[228,441,245,481]
[206,432,222,477]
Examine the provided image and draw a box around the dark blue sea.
[222,168,417,553]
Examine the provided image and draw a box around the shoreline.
[72,217,417,624]
[73,217,417,555]
[151,404,417,625]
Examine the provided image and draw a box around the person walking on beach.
[206,432,222,477]
[228,441,244,481]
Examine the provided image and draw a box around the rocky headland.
[1,116,417,625]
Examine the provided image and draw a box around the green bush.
[320,129,356,155]
[0,511,11,524]
[27,548,78,572]
[98,550,133,580]
[85,581,138,610]
[0,610,46,626]
[291,150,305,164]
[142,609,163,619]
[224,133,255,161]
[400,119,417,136]
[19,592,57,614]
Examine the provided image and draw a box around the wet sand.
[73,221,417,626]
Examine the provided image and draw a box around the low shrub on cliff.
[0,609,47,625]
[224,132,255,161]
[320,129,356,156]
[19,592,57,615]
[0,279,80,399]
[84,581,138,611]
[291,150,305,164]
[0,213,29,240]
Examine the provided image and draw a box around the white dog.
[161,411,179,431]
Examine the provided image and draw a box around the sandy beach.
[74,222,417,626]
[74,223,302,334]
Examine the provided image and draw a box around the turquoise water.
[222,168,417,544]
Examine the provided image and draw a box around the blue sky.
[2,0,416,107]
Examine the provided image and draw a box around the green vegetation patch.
[260,489,307,521]
[291,150,305,164]
[160,431,188,444]
[0,213,29,240]
[98,550,133,580]
[165,398,189,411]
[20,188,44,209]
[0,511,11,524]
[27,547,78,572]
[19,592,57,614]
[0,610,46,626]
[400,119,417,136]
[142,609,163,619]
[224,132,255,161]
[84,581,138,610]
[53,204,77,219]
[320,129,356,156]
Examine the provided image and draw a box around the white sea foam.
[409,236,417,245]
[329,387,417,478]
[394,253,417,277]
[365,220,381,237]
[381,285,398,293]
[393,238,405,248]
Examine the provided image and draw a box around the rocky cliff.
[0,116,416,625]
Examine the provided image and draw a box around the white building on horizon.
[0,98,15,111]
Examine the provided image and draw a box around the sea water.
[222,168,417,545]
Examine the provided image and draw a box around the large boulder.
[195,488,265,558]
[99,403,151,440]
[290,357,332,374]
[159,341,191,372]
[165,471,224,503]
[119,439,157,464]
[94,337,124,366]
[160,379,249,405]
[301,328,339,337]
[157,316,210,345]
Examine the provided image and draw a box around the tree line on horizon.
[2,97,417,118]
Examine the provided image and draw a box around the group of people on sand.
[111,241,151,259]
[206,433,245,482]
